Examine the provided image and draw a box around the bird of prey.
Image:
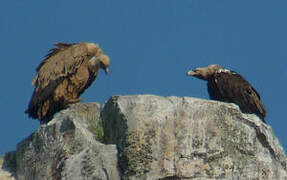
[26,42,110,123]
[187,64,266,122]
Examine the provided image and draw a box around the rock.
[1,95,287,180]
[0,170,15,180]
[0,152,16,180]
[14,103,120,180]
[102,95,287,180]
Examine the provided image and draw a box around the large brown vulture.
[187,64,266,122]
[26,42,110,124]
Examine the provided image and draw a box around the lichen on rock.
[120,129,155,179]
[101,95,287,180]
[4,103,119,180]
[1,95,287,180]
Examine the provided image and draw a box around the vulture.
[187,64,266,122]
[26,42,110,124]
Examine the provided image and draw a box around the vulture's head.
[187,64,223,80]
[98,54,110,74]
[87,43,110,74]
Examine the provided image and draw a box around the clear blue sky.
[1,1,287,155]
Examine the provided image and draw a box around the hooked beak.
[105,67,109,75]
[187,69,198,76]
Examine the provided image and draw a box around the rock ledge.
[1,95,286,180]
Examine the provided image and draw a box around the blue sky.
[1,1,287,155]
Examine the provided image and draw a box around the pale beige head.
[88,54,110,74]
[98,54,110,74]
[87,43,110,74]
[187,64,223,80]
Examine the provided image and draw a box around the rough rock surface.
[1,95,287,180]
[2,103,120,180]
[102,95,287,180]
[0,152,16,180]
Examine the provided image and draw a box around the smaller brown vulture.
[187,64,266,122]
[26,42,110,124]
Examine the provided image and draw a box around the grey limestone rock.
[102,95,287,180]
[13,103,119,180]
[1,95,287,180]
[0,152,16,180]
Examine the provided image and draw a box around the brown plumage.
[187,64,266,122]
[26,42,110,123]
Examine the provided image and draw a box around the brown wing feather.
[36,42,75,72]
[26,43,92,122]
[32,43,88,88]
[214,71,266,121]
